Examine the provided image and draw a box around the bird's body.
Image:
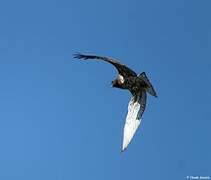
[115,75,146,91]
[73,53,157,151]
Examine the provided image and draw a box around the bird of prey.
[73,53,157,151]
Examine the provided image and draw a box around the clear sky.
[0,0,210,179]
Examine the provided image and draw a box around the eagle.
[73,53,157,151]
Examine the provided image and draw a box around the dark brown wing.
[73,53,137,77]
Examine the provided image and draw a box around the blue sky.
[0,0,210,179]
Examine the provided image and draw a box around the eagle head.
[111,79,122,88]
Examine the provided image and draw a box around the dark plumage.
[73,53,157,98]
[73,53,157,151]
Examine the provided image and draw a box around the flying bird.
[73,53,157,151]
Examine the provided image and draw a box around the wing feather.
[122,89,147,151]
[73,53,137,77]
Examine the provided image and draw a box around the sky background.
[0,0,210,179]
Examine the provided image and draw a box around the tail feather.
[139,72,157,97]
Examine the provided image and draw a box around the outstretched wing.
[122,89,147,151]
[73,53,137,78]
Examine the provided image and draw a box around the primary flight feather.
[73,53,157,151]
